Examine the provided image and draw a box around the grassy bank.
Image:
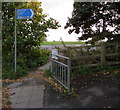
[41,41,85,45]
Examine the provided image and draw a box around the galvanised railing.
[51,53,71,92]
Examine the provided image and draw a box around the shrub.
[2,48,50,79]
[71,65,120,76]
[72,67,93,75]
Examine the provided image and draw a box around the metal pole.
[67,58,71,92]
[15,9,17,73]
[50,54,52,73]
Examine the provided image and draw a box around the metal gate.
[51,53,71,92]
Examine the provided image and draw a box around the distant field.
[41,41,85,45]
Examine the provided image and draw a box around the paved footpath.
[8,62,50,108]
[8,76,45,108]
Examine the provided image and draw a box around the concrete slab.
[28,101,43,108]
[10,85,45,108]
[10,87,23,98]
[13,96,30,104]
[21,86,33,92]
[8,82,22,88]
[13,102,28,108]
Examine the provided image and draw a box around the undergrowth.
[71,65,120,76]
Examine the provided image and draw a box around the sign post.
[14,9,17,73]
[14,9,34,73]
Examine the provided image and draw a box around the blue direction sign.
[17,9,34,19]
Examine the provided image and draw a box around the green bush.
[94,65,120,73]
[72,67,93,75]
[26,48,50,68]
[2,66,28,80]
[2,48,50,79]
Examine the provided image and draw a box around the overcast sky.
[39,0,80,41]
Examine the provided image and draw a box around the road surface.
[40,44,97,51]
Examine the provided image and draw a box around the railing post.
[50,53,53,74]
[100,42,106,67]
[67,58,71,92]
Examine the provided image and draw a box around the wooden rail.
[63,42,120,69]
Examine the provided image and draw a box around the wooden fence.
[58,42,120,70]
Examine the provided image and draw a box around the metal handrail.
[51,53,69,60]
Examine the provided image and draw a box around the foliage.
[65,1,120,44]
[2,48,50,79]
[72,65,120,76]
[63,88,77,98]
[95,65,120,73]
[72,67,93,75]
[2,87,11,109]
[2,2,60,79]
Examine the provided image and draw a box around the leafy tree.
[2,2,60,79]
[65,1,120,44]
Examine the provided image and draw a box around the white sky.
[39,0,80,41]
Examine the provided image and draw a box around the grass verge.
[41,41,85,45]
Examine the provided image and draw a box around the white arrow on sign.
[30,9,34,18]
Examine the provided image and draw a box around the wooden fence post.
[100,42,106,67]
